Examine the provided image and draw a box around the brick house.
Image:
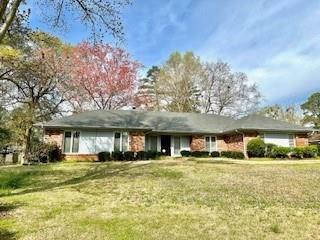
[37,110,312,160]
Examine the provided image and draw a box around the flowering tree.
[63,42,141,112]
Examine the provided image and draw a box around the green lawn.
[1,159,320,240]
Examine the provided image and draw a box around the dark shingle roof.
[37,110,313,134]
[224,114,312,133]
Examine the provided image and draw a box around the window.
[63,131,80,153]
[205,136,216,152]
[64,132,72,153]
[146,136,158,151]
[150,136,158,151]
[122,132,128,151]
[114,132,121,151]
[72,132,80,152]
[114,132,128,151]
[289,134,295,147]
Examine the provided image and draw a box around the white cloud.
[197,0,320,105]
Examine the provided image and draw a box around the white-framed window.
[63,131,80,153]
[146,135,158,151]
[289,134,295,147]
[205,136,217,152]
[263,133,295,147]
[114,132,129,152]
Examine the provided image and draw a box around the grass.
[1,159,320,239]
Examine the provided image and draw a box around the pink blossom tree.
[63,42,141,112]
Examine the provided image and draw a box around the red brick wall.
[44,129,63,148]
[295,134,309,147]
[190,135,205,151]
[63,154,98,161]
[129,132,145,152]
[223,134,244,151]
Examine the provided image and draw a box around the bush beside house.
[246,138,318,159]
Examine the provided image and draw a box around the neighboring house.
[36,110,313,160]
[309,133,320,145]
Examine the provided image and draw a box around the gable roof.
[37,110,313,134]
[224,114,312,133]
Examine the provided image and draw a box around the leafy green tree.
[301,92,320,128]
[135,66,161,110]
[0,47,67,161]
[0,107,10,149]
[155,52,203,112]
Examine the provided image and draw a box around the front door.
[161,135,171,156]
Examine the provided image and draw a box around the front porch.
[145,134,217,157]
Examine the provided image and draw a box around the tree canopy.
[301,92,320,128]
[0,0,131,43]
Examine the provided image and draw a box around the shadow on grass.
[188,159,236,164]
[0,203,18,240]
[0,229,15,240]
[1,162,151,198]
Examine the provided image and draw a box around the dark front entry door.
[161,135,171,156]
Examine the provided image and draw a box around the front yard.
[1,159,320,239]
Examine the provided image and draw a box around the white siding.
[79,131,113,153]
[96,132,114,152]
[264,133,290,147]
[79,131,97,153]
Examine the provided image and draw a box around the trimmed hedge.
[147,150,160,160]
[221,151,245,159]
[123,151,135,161]
[265,143,277,158]
[98,152,111,162]
[112,151,123,161]
[136,151,147,160]
[270,146,291,158]
[247,138,266,157]
[190,151,210,158]
[210,151,220,158]
[302,145,318,158]
[180,150,190,157]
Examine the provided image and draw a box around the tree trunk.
[22,126,32,164]
[0,0,22,43]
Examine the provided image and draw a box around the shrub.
[292,147,304,159]
[48,146,61,162]
[231,151,245,159]
[303,145,318,158]
[247,138,266,158]
[123,151,135,161]
[98,152,111,162]
[221,151,245,159]
[190,151,210,158]
[180,150,190,157]
[136,151,147,160]
[210,151,220,158]
[111,151,123,161]
[270,146,291,158]
[29,142,60,163]
[147,150,159,160]
[265,143,277,158]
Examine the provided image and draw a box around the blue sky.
[29,0,320,106]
